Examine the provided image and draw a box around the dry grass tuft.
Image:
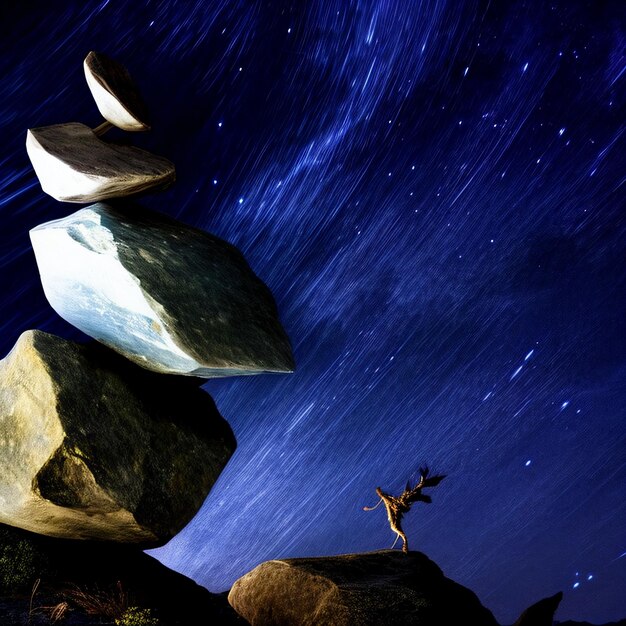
[63,580,129,619]
[28,578,70,624]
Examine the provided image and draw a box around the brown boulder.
[228,550,498,626]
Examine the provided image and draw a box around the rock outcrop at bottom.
[513,591,563,626]
[228,550,499,626]
[0,524,245,626]
[0,330,235,545]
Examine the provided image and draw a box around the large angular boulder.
[84,50,151,132]
[30,203,295,377]
[228,550,499,626]
[0,330,235,545]
[26,123,174,202]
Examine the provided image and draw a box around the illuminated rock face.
[0,330,235,545]
[84,50,151,132]
[25,123,174,202]
[30,203,295,378]
[228,551,499,626]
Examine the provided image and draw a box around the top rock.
[84,51,150,132]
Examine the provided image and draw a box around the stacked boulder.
[26,52,173,202]
[1,49,293,617]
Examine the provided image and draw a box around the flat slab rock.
[26,123,174,202]
[30,202,295,378]
[0,330,235,545]
[84,50,150,132]
[228,550,499,626]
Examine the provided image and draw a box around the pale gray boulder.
[30,203,295,377]
[0,330,235,545]
[26,123,174,202]
[84,51,151,132]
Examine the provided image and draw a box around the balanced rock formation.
[30,202,295,377]
[0,330,235,545]
[84,50,151,132]
[26,123,174,202]
[228,550,498,626]
[513,591,563,626]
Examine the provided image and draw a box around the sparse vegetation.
[115,606,160,626]
[27,579,160,625]
[30,600,69,624]
[63,580,128,619]
[28,579,69,624]
[0,527,42,591]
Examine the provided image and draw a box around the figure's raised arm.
[363,497,382,511]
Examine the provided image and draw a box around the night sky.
[1,1,624,623]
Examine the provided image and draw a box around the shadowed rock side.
[0,330,235,544]
[0,524,246,626]
[26,123,174,202]
[84,50,151,132]
[228,550,498,626]
[30,202,295,377]
[513,591,563,626]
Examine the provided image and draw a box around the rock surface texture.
[26,123,174,202]
[84,50,151,131]
[228,550,499,626]
[0,330,235,544]
[30,202,295,377]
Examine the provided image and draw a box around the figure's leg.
[390,518,408,552]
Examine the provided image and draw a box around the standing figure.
[363,466,446,553]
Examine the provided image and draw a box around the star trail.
[0,1,624,623]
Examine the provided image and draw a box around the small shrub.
[115,606,160,626]
[0,529,41,591]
